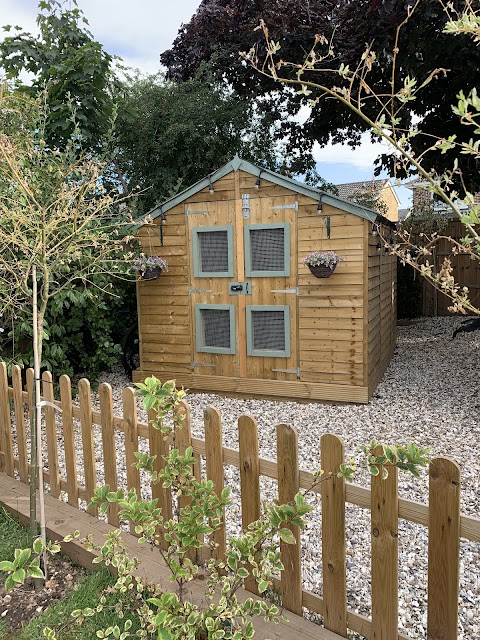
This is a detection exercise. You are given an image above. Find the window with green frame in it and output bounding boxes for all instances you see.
[244,223,290,277]
[192,226,234,277]
[246,305,291,358]
[195,304,236,354]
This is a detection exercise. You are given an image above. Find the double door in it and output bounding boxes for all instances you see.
[187,194,298,381]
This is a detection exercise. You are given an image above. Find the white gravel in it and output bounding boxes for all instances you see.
[24,317,480,638]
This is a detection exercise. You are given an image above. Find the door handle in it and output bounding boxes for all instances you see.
[230,284,243,292]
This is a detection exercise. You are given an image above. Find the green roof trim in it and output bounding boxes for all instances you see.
[133,156,379,227]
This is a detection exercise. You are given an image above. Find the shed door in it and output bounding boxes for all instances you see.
[187,195,298,382]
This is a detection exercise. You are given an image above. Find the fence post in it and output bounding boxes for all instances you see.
[277,423,302,616]
[78,378,97,516]
[12,365,28,483]
[371,446,398,640]
[427,457,460,640]
[59,375,78,507]
[321,433,347,637]
[42,371,60,498]
[239,414,260,595]
[99,382,119,526]
[174,401,198,560]
[148,406,173,545]
[0,362,14,476]
[123,387,141,535]
[204,406,226,561]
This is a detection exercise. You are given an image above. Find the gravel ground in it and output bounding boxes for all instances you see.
[23,316,480,639]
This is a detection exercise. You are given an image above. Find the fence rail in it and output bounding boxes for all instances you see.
[0,362,479,640]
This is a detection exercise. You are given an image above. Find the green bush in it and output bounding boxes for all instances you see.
[1,278,137,381]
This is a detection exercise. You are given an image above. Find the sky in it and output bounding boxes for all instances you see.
[0,0,411,208]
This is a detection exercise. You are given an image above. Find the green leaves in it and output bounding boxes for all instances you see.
[278,528,296,545]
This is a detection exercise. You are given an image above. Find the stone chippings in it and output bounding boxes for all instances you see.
[55,317,478,639]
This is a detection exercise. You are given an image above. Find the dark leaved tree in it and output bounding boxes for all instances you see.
[161,0,480,191]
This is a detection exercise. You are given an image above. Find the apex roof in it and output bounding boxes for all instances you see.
[138,156,380,225]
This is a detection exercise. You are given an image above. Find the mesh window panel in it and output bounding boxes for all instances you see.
[251,310,286,352]
[201,308,231,349]
[250,227,285,272]
[198,230,229,273]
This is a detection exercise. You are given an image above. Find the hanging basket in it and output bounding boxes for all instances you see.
[140,267,162,281]
[308,263,337,278]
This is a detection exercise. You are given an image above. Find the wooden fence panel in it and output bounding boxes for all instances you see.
[1,369,479,640]
[427,457,461,640]
[59,375,78,507]
[42,371,60,498]
[371,447,398,639]
[0,363,14,476]
[239,415,261,595]
[78,378,97,516]
[99,383,119,526]
[204,406,226,561]
[277,423,302,615]
[321,433,347,637]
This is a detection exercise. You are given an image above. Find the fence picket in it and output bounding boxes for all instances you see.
[174,401,196,560]
[99,383,119,526]
[371,446,398,639]
[26,368,34,480]
[123,387,141,534]
[148,406,173,546]
[42,371,60,497]
[0,363,14,476]
[427,457,460,640]
[239,415,260,595]
[11,365,28,483]
[78,378,97,516]
[321,433,347,636]
[59,375,78,507]
[276,423,302,615]
[204,407,226,561]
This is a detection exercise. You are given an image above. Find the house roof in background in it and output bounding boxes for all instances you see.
[136,156,379,226]
[336,179,401,207]
[336,179,389,201]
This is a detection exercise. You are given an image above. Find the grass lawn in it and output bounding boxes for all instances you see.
[0,508,145,639]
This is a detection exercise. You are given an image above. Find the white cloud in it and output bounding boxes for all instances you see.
[313,133,391,171]
[1,0,202,74]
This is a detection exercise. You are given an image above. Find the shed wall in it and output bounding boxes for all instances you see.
[134,169,395,403]
[297,196,366,388]
[367,222,397,395]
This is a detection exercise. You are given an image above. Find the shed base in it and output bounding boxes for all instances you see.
[132,371,370,404]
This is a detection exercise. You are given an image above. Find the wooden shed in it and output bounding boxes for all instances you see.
[133,157,397,403]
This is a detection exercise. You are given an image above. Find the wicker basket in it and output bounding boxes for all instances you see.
[308,263,336,278]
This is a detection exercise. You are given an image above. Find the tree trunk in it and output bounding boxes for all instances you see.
[31,265,47,584]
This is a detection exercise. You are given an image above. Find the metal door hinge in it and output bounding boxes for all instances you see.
[192,362,216,368]
[270,202,298,211]
[272,367,301,377]
[186,209,209,215]
[188,288,212,294]
[270,288,299,295]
